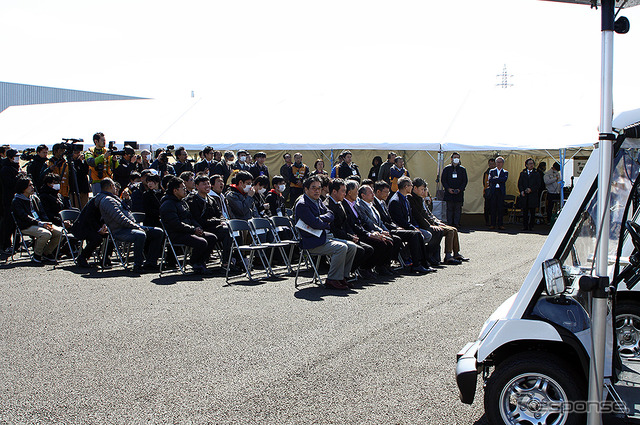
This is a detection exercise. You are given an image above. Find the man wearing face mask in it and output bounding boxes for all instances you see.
[251,175,270,216]
[232,150,251,172]
[225,170,259,220]
[265,175,287,216]
[39,173,72,228]
[213,151,234,186]
[136,149,152,171]
[440,152,468,228]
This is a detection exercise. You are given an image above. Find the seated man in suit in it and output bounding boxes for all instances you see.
[383,178,435,274]
[408,178,467,265]
[186,174,231,267]
[324,179,371,280]
[159,177,218,274]
[343,180,395,277]
[355,184,402,275]
[294,176,357,290]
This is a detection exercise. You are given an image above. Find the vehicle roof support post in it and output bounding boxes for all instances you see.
[589,0,615,423]
[560,147,566,208]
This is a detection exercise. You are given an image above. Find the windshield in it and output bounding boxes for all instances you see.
[558,148,640,286]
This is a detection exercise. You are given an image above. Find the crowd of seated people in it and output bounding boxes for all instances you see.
[0,142,469,286]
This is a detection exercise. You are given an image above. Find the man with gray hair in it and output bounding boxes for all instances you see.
[488,156,509,229]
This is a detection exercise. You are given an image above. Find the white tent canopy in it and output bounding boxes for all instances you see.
[0,84,599,152]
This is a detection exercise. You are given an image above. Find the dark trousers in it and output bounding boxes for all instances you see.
[446,201,463,227]
[354,241,373,271]
[490,192,505,226]
[523,207,536,230]
[169,231,217,265]
[204,223,231,263]
[390,229,424,264]
[80,231,109,261]
[361,236,393,268]
[289,187,303,207]
[546,193,560,222]
[0,213,14,250]
[483,193,491,225]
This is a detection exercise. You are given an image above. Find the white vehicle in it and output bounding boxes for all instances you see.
[456,116,640,423]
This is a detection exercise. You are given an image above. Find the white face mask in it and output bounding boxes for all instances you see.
[243,184,252,193]
[239,156,247,162]
[146,154,152,161]
[258,188,266,195]
[452,158,460,164]
[278,184,286,192]
[52,183,61,191]
[13,157,20,164]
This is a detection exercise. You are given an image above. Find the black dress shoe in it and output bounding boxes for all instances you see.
[411,265,430,274]
[325,279,348,290]
[76,256,93,268]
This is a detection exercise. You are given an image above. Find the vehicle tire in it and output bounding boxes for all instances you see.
[484,352,586,425]
[615,300,640,360]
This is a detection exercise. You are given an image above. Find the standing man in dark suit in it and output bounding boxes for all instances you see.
[440,152,468,228]
[488,156,509,230]
[294,176,357,290]
[518,158,541,231]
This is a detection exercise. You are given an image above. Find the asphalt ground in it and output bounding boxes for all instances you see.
[1,225,551,424]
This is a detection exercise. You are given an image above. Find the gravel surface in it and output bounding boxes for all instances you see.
[0,227,548,424]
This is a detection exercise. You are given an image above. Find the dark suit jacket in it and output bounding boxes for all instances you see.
[355,198,386,233]
[342,199,369,239]
[517,169,541,208]
[388,192,416,230]
[373,197,399,231]
[186,192,223,231]
[325,196,356,241]
[488,168,508,197]
[294,193,333,249]
[407,193,431,230]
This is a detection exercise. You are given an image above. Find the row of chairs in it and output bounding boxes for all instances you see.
[8,208,323,288]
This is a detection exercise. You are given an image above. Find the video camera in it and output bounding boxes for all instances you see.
[165,145,175,157]
[108,141,139,156]
[61,138,84,156]
[20,148,37,161]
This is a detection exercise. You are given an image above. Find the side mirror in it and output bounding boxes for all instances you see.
[542,259,566,295]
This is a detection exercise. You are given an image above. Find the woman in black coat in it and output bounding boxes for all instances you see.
[517,158,542,231]
[368,156,383,181]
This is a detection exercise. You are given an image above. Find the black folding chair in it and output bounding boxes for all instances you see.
[225,219,272,283]
[101,225,130,270]
[9,212,35,262]
[54,208,82,264]
[132,212,145,223]
[158,219,192,275]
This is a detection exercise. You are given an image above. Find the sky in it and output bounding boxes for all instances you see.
[3,0,640,145]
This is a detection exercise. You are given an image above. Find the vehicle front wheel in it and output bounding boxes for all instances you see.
[484,352,585,425]
[615,300,640,360]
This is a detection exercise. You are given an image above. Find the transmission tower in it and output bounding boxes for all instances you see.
[497,64,514,88]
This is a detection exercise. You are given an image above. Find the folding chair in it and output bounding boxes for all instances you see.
[249,217,293,275]
[54,209,82,264]
[101,225,129,270]
[132,212,145,223]
[9,212,35,262]
[269,215,299,267]
[225,219,272,283]
[158,219,192,275]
